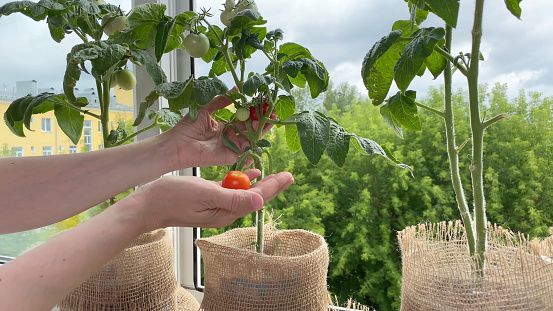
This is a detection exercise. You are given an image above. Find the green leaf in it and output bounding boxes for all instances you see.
[193,77,228,107]
[296,112,330,166]
[154,17,176,62]
[258,139,271,148]
[150,108,183,132]
[222,126,241,154]
[133,90,160,126]
[228,9,266,36]
[351,134,414,176]
[394,27,445,92]
[0,1,47,20]
[127,3,167,28]
[275,95,295,122]
[381,91,421,139]
[425,48,447,79]
[422,0,459,28]
[130,49,168,86]
[504,0,522,19]
[54,104,84,145]
[23,93,57,129]
[212,108,233,122]
[243,74,275,96]
[361,30,404,106]
[326,120,350,167]
[285,124,301,153]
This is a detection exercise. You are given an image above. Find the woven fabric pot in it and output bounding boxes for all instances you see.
[398,221,553,311]
[58,229,200,311]
[196,226,330,311]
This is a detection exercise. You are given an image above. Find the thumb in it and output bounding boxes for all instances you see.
[216,189,264,217]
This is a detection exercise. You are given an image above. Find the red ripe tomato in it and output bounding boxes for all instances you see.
[222,171,251,190]
[249,100,276,121]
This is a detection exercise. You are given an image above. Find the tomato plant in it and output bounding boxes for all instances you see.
[222,171,251,190]
[1,0,412,255]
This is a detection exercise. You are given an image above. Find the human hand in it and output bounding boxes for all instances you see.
[130,170,293,231]
[166,88,273,169]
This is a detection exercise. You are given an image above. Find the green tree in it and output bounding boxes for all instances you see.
[1,143,14,158]
[322,81,360,114]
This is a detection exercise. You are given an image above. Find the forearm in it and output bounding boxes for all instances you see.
[0,131,177,233]
[0,194,146,311]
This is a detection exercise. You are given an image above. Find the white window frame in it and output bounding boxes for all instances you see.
[131,0,200,299]
[98,120,103,133]
[83,120,93,151]
[42,118,52,132]
[42,146,53,156]
[31,146,35,153]
[12,147,24,157]
[69,146,78,154]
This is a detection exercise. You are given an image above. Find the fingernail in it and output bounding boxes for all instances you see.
[251,195,263,211]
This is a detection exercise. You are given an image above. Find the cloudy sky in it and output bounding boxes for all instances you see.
[1,0,552,101]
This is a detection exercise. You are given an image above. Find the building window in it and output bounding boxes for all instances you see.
[69,146,78,154]
[42,146,53,156]
[84,120,92,152]
[98,120,103,133]
[30,146,35,153]
[59,146,64,152]
[30,117,34,124]
[42,118,52,132]
[98,145,103,150]
[12,147,23,157]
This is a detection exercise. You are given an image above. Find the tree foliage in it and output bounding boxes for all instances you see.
[201,82,553,310]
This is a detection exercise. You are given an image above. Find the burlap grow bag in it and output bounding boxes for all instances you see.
[58,228,199,311]
[398,221,553,311]
[196,226,330,311]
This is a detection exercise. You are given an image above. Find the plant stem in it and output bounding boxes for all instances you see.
[415,102,445,118]
[443,24,476,256]
[204,21,243,91]
[254,153,264,254]
[98,81,112,148]
[111,123,157,146]
[468,0,487,270]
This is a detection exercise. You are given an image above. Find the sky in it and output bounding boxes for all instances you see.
[1,0,552,101]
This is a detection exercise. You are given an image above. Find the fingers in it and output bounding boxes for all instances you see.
[249,172,295,203]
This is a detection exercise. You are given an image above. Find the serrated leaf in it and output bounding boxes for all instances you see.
[326,120,350,167]
[151,108,183,132]
[130,49,167,86]
[193,77,228,107]
[54,104,84,145]
[154,17,176,62]
[285,124,301,153]
[228,9,266,36]
[351,134,414,176]
[394,27,445,92]
[133,90,160,126]
[361,30,403,106]
[423,0,459,28]
[296,112,330,166]
[381,91,421,138]
[243,74,275,96]
[212,108,233,122]
[275,95,295,122]
[425,48,447,79]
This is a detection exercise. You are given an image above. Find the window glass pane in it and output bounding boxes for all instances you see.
[0,0,132,259]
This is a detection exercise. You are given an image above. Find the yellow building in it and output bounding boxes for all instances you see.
[0,80,134,157]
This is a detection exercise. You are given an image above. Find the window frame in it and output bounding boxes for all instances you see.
[41,118,52,132]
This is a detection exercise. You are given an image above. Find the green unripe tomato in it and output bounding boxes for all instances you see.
[236,107,250,121]
[114,69,136,91]
[102,15,127,36]
[109,74,118,88]
[220,10,236,27]
[224,0,235,12]
[184,33,210,58]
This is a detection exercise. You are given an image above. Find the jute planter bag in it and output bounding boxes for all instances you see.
[398,221,553,311]
[196,225,330,311]
[58,228,200,311]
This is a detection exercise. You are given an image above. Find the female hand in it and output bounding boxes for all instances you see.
[167,89,273,169]
[131,169,293,231]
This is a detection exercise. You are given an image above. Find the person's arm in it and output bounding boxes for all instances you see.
[0,132,175,234]
[0,92,265,234]
[0,170,294,311]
